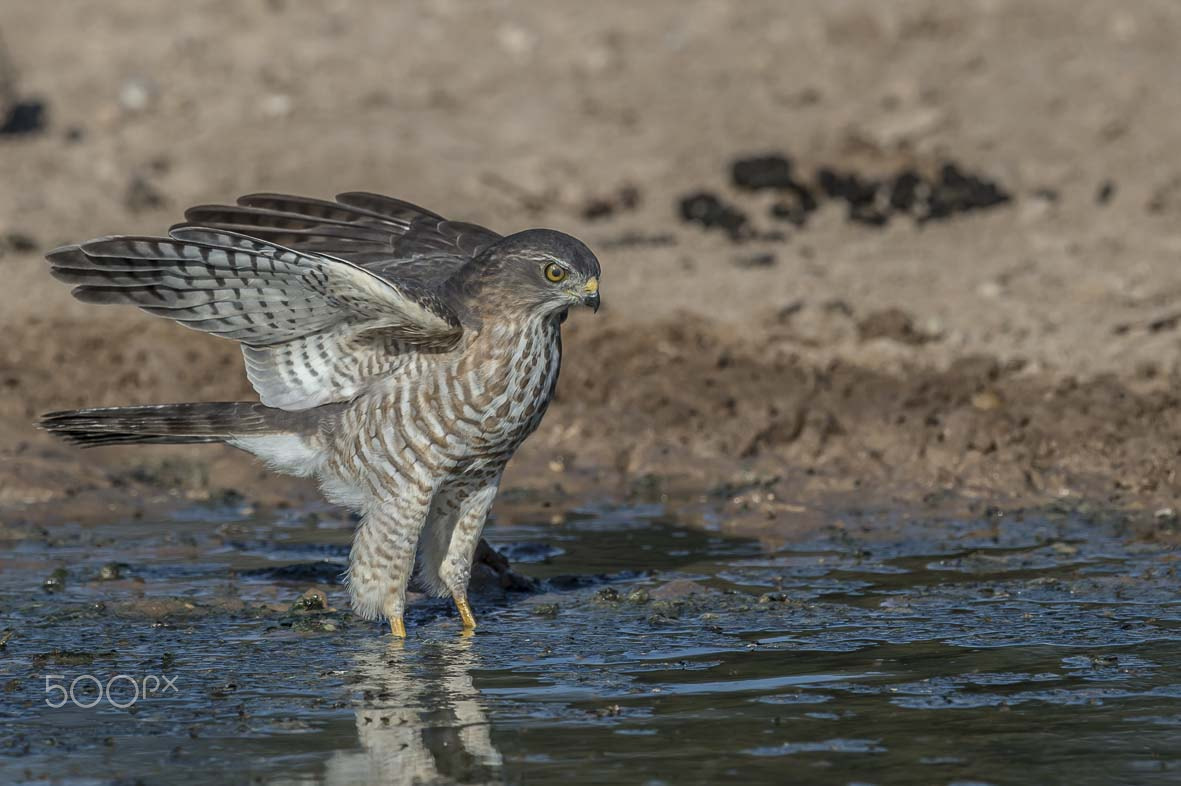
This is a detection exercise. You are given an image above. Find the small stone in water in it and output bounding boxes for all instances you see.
[292,588,328,612]
[594,587,621,603]
[98,562,127,581]
[43,568,67,593]
[625,589,651,604]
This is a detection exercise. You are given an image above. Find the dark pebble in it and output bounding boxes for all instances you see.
[1,231,37,254]
[582,200,614,220]
[769,181,820,227]
[581,184,640,221]
[678,191,751,241]
[1147,313,1180,333]
[889,170,924,212]
[818,168,880,206]
[918,162,1010,222]
[731,153,796,190]
[0,99,47,136]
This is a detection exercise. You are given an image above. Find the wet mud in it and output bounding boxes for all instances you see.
[2,499,1178,784]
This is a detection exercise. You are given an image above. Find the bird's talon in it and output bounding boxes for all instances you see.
[454,594,477,630]
[390,616,407,638]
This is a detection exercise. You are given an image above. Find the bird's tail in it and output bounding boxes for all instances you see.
[38,402,280,448]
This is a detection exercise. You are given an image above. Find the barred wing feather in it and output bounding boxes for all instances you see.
[46,228,462,410]
[179,192,502,289]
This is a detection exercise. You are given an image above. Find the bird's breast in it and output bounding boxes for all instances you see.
[456,318,563,455]
[328,319,563,484]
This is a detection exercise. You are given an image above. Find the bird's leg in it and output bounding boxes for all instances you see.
[384,526,424,638]
[440,482,501,632]
[349,501,429,638]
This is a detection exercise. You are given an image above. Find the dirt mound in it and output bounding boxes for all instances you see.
[538,318,1181,519]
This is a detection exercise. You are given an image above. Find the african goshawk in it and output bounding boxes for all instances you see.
[40,192,601,636]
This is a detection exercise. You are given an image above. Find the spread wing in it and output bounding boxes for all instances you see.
[47,228,464,410]
[178,191,502,289]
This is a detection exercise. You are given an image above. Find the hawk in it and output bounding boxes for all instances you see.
[40,192,601,636]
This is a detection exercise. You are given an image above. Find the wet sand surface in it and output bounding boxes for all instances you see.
[2,499,1179,784]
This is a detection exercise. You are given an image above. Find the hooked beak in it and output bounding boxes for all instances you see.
[582,277,600,312]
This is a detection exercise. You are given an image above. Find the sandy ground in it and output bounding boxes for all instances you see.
[4,1,1181,530]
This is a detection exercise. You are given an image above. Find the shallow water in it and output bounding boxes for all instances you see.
[1,501,1179,785]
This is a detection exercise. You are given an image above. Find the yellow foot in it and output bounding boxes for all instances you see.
[389,616,406,638]
[453,594,477,631]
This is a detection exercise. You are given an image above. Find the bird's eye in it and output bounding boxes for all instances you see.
[544,263,567,283]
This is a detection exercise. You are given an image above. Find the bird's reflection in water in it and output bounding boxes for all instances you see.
[323,636,503,785]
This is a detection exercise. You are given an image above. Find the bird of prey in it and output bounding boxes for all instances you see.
[40,191,601,636]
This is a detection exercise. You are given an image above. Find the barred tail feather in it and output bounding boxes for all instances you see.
[38,402,276,448]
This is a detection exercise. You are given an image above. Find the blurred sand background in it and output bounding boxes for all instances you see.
[3,1,1181,531]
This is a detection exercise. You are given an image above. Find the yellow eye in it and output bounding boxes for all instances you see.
[544,263,567,283]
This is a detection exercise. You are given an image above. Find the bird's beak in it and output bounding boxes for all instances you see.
[582,277,600,312]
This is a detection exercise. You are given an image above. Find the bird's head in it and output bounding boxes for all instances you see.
[459,229,601,319]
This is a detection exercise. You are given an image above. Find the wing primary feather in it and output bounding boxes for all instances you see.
[334,191,446,220]
[46,228,465,410]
